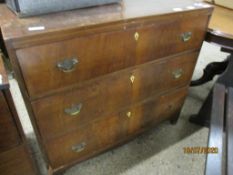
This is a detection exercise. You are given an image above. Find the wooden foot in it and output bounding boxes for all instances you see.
[48,166,54,175]
[170,113,181,125]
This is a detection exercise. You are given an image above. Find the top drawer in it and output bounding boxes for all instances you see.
[16,15,209,98]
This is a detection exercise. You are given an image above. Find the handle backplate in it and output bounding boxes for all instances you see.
[57,58,78,73]
[72,142,86,153]
[65,103,82,116]
[172,69,183,79]
[181,32,192,42]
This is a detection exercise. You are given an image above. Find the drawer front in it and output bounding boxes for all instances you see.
[46,87,188,169]
[0,145,36,175]
[126,87,188,135]
[135,15,208,63]
[0,92,21,153]
[16,15,208,98]
[32,51,198,141]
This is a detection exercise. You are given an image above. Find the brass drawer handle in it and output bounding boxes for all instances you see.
[57,58,78,73]
[172,69,183,79]
[64,103,82,116]
[181,32,192,42]
[72,142,86,153]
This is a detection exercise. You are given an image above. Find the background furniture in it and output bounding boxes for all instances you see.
[205,83,233,175]
[190,5,233,174]
[5,0,121,17]
[214,0,233,9]
[205,0,233,9]
[0,53,37,175]
[190,4,233,125]
[0,0,213,174]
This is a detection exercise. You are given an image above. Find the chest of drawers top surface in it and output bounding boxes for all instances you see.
[0,0,212,44]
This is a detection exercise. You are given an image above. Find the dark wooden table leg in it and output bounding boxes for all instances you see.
[190,53,233,126]
[217,54,233,86]
[191,59,229,87]
[226,87,233,175]
[189,89,212,126]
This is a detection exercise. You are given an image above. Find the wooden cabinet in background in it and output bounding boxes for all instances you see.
[0,0,213,174]
[0,91,21,153]
[0,55,37,175]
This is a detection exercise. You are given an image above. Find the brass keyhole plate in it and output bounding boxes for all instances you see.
[134,32,139,41]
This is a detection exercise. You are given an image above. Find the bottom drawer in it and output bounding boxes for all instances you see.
[46,87,188,169]
[0,144,36,175]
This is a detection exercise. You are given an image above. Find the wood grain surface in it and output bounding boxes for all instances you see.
[0,92,21,153]
[45,87,188,170]
[0,0,213,41]
[16,15,207,99]
[32,51,198,141]
[208,5,233,38]
[0,144,36,175]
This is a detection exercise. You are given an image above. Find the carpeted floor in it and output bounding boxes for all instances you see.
[9,42,229,175]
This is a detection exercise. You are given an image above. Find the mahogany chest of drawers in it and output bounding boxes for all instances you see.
[0,0,213,174]
[0,54,36,175]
